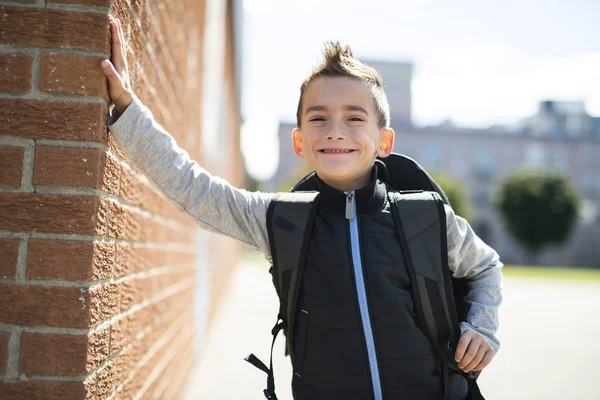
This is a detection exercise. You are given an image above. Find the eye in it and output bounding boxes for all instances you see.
[348,116,365,122]
[309,116,326,122]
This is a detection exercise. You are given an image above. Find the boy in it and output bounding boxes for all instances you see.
[101,17,502,400]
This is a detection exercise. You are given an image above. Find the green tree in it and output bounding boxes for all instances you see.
[428,172,471,220]
[494,170,580,263]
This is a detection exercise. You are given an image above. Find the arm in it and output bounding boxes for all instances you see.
[107,96,274,257]
[444,204,503,370]
[101,17,273,258]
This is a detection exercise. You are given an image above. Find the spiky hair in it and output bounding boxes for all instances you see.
[296,41,390,128]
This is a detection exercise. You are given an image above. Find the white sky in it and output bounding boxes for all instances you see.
[240,0,600,180]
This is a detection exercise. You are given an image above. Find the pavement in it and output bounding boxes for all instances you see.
[184,256,600,400]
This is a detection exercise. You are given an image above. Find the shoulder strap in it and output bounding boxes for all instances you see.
[245,191,319,399]
[267,191,320,341]
[389,191,485,400]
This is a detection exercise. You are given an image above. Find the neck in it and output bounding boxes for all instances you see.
[318,171,372,192]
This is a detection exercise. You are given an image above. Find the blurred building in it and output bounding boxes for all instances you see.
[267,60,600,267]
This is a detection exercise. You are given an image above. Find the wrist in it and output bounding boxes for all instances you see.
[115,92,134,114]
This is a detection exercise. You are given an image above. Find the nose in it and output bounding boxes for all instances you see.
[326,120,346,140]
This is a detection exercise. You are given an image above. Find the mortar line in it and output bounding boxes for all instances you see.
[0,263,195,288]
[0,232,197,252]
[21,141,35,193]
[0,91,108,104]
[0,45,109,59]
[19,374,86,382]
[15,234,30,281]
[44,3,109,13]
[0,137,35,147]
[29,50,41,96]
[6,327,22,379]
[0,2,38,7]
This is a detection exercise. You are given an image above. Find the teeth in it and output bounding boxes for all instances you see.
[322,149,351,153]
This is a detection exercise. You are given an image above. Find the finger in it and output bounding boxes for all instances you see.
[112,19,127,74]
[454,330,472,362]
[110,20,125,72]
[459,338,481,369]
[473,350,494,371]
[101,59,124,88]
[463,345,487,371]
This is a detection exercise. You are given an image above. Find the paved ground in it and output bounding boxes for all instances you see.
[185,257,600,400]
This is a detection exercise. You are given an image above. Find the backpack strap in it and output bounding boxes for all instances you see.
[389,191,485,400]
[245,191,320,399]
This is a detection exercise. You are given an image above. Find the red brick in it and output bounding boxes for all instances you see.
[40,53,109,100]
[0,379,93,400]
[46,0,110,6]
[0,194,188,244]
[0,192,188,244]
[0,6,110,53]
[0,145,24,187]
[0,193,99,236]
[89,282,119,326]
[20,333,86,375]
[0,239,20,279]
[33,147,120,196]
[0,282,118,328]
[0,284,90,328]
[0,99,109,143]
[0,53,33,93]
[27,239,114,281]
[20,328,109,375]
[0,331,9,374]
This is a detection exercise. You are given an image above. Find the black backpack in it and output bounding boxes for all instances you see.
[245,153,485,400]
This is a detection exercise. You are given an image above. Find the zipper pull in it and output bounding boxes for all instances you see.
[345,192,355,220]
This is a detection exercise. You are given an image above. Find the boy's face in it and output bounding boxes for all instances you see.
[292,76,394,191]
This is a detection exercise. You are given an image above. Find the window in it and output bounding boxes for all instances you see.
[475,146,495,178]
[525,143,546,167]
[423,143,442,170]
[450,145,468,177]
[550,147,568,170]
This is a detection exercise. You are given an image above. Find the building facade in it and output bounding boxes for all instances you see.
[0,0,243,398]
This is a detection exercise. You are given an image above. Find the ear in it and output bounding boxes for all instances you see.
[292,128,305,158]
[376,128,395,158]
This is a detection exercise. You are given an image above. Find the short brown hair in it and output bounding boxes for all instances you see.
[296,41,390,129]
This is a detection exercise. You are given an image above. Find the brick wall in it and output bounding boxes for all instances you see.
[0,1,242,399]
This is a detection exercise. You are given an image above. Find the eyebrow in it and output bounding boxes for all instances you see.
[304,105,369,115]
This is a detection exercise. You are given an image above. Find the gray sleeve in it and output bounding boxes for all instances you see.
[106,96,274,259]
[444,204,503,354]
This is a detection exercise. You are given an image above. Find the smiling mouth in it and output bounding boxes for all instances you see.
[318,149,356,154]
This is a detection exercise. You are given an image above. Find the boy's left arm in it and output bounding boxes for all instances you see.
[444,204,503,373]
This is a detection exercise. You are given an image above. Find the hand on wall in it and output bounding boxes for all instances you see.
[101,15,134,114]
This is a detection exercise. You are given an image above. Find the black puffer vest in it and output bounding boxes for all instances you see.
[290,172,467,400]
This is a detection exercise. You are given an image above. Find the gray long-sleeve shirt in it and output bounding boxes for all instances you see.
[107,96,503,353]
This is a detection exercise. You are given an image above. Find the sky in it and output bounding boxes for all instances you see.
[239,0,600,180]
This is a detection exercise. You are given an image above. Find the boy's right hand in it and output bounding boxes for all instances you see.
[101,15,134,114]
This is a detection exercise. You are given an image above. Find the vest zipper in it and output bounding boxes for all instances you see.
[345,191,383,400]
